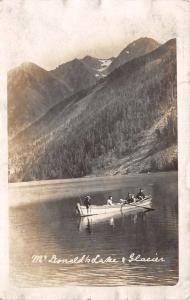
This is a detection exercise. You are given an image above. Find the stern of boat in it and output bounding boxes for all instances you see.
[76,203,83,217]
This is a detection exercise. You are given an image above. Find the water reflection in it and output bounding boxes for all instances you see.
[78,210,148,233]
[109,217,115,228]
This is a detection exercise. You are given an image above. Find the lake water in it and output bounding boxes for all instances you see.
[9,172,178,287]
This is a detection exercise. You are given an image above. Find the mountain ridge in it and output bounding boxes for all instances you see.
[108,37,160,73]
[8,38,177,182]
[10,38,169,145]
[8,36,162,139]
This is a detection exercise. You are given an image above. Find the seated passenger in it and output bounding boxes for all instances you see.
[136,188,145,200]
[84,195,91,210]
[131,194,136,202]
[107,196,113,205]
[126,193,134,204]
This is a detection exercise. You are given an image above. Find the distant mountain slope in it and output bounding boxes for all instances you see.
[50,58,97,94]
[8,62,71,139]
[10,87,99,147]
[108,37,160,73]
[8,38,177,182]
[8,58,101,140]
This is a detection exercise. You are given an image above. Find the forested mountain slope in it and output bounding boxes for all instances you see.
[8,62,73,138]
[8,38,177,182]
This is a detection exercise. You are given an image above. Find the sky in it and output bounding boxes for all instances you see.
[0,0,178,71]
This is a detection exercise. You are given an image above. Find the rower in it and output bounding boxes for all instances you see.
[136,188,145,200]
[125,192,134,204]
[84,195,91,212]
[107,196,113,205]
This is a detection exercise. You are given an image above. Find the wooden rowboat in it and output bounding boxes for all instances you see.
[76,196,152,217]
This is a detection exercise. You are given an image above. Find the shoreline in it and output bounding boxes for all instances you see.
[9,170,177,188]
[9,171,177,208]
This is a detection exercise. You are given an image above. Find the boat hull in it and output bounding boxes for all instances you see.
[76,197,152,217]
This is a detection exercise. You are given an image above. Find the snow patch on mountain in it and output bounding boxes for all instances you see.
[98,59,112,73]
[99,59,112,67]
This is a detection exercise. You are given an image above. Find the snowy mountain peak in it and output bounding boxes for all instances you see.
[80,56,114,78]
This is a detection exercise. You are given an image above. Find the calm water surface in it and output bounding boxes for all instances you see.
[10,172,178,286]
